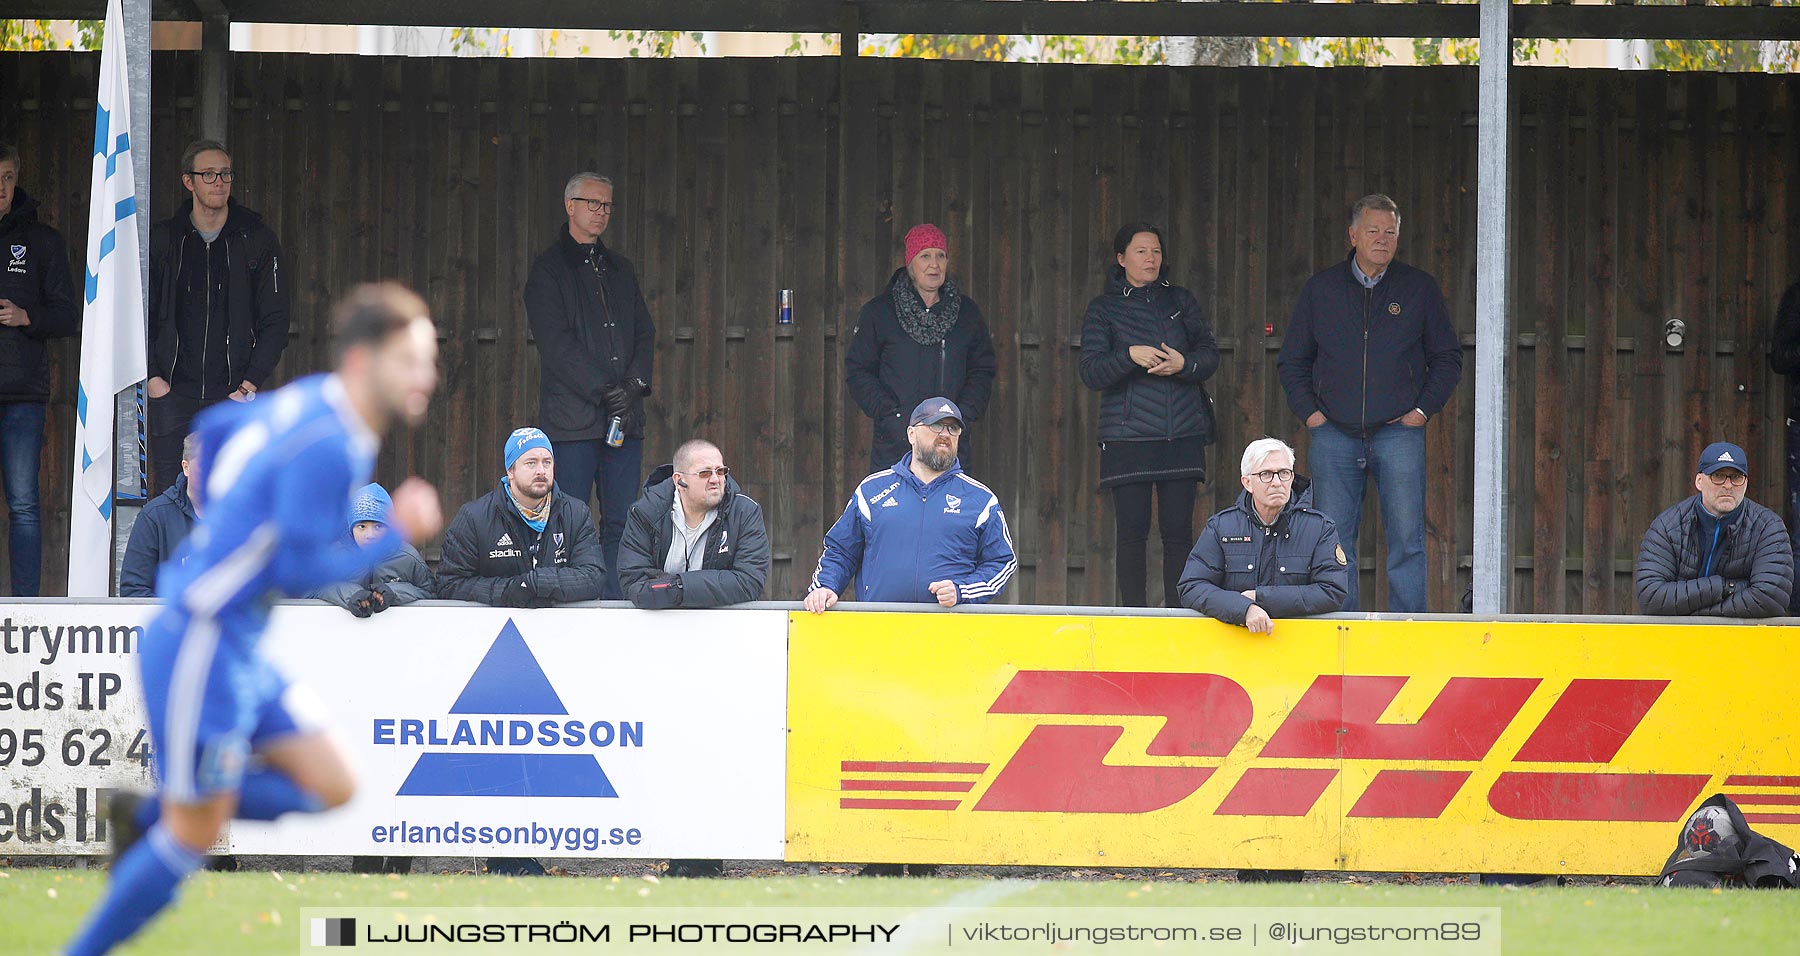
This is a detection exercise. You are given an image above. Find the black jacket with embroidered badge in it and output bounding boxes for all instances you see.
[437,481,606,607]
[0,187,80,402]
[1177,475,1348,625]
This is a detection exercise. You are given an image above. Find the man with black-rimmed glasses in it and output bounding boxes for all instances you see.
[1178,437,1347,634]
[146,139,288,495]
[1636,441,1793,617]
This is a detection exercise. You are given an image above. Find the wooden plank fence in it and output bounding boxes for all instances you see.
[2,51,1794,609]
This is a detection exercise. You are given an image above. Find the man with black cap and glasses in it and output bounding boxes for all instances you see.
[803,397,1016,878]
[805,397,1017,615]
[1636,441,1793,617]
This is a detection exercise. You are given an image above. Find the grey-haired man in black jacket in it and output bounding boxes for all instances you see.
[1179,437,1347,633]
[523,172,656,602]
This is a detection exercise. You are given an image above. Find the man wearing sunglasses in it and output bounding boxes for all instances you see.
[1636,441,1793,617]
[1178,437,1347,636]
[146,139,289,495]
[617,438,769,612]
[615,438,768,880]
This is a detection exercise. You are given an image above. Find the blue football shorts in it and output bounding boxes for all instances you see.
[137,610,325,802]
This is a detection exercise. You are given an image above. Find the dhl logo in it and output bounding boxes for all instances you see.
[838,671,1800,825]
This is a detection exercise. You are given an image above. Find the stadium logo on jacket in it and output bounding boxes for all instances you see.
[378,620,639,798]
[6,245,23,274]
[944,494,962,515]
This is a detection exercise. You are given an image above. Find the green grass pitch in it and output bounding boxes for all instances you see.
[3,868,1788,955]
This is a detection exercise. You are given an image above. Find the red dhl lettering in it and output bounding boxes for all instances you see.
[840,671,1719,823]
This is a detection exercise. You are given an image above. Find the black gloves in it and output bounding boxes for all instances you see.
[627,377,651,397]
[349,586,392,617]
[602,384,632,419]
[640,575,684,610]
[505,571,540,608]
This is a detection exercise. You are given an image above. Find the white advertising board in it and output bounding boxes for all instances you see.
[0,604,155,854]
[1,604,789,860]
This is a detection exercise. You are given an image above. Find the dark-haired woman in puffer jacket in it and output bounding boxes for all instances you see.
[1079,222,1220,607]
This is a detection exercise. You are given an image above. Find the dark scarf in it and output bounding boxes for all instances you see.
[890,270,963,346]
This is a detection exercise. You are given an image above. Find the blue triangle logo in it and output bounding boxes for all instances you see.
[396,620,616,798]
[449,619,567,715]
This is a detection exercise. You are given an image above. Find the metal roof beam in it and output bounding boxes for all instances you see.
[11,1,1800,44]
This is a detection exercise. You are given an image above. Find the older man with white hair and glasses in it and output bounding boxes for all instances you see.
[1177,435,1345,886]
[1177,436,1348,634]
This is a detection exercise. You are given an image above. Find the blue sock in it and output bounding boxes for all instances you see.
[131,796,160,831]
[234,769,323,822]
[67,824,203,956]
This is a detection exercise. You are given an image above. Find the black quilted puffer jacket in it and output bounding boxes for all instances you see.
[1078,268,1219,445]
[1634,493,1793,617]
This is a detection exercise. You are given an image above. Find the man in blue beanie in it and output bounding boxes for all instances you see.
[436,429,605,875]
[438,427,606,608]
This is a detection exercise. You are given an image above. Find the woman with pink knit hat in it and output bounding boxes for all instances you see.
[845,223,998,474]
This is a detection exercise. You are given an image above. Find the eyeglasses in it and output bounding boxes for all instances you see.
[571,198,615,213]
[687,466,730,480]
[186,169,234,184]
[1705,471,1747,486]
[917,422,964,436]
[1249,469,1296,484]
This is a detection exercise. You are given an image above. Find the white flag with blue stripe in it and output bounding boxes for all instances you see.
[69,0,147,597]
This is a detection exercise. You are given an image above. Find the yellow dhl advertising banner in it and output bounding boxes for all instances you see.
[785,612,1800,875]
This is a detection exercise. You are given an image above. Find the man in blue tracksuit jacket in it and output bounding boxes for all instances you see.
[806,396,1016,611]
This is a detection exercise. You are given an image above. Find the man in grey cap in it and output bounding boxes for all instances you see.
[1636,441,1793,617]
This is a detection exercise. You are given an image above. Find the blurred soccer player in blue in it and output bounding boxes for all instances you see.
[68,283,445,956]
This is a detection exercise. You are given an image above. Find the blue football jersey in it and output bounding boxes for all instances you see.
[156,373,398,644]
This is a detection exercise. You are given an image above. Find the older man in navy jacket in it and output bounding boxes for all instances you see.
[805,397,1016,613]
[1179,437,1347,633]
[1276,194,1461,613]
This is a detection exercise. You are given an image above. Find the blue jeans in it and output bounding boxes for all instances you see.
[1306,421,1428,612]
[552,437,643,601]
[0,402,45,596]
[1787,419,1800,614]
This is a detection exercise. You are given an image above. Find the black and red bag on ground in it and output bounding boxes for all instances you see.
[1659,794,1800,888]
